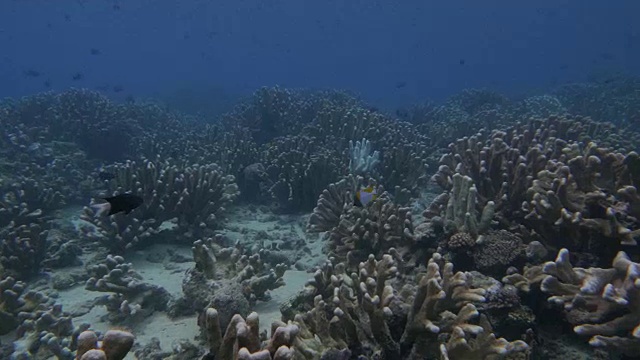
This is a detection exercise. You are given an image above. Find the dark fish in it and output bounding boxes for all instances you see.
[98,171,115,181]
[113,4,121,10]
[23,69,41,77]
[64,14,71,22]
[459,59,466,65]
[124,95,135,104]
[44,79,51,88]
[91,193,143,216]
[395,81,407,89]
[113,85,124,92]
[90,48,101,55]
[72,72,84,81]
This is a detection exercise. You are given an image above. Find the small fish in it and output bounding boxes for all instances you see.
[113,85,124,92]
[91,193,143,216]
[459,58,466,65]
[72,72,84,81]
[354,186,378,207]
[98,171,115,181]
[395,81,407,89]
[90,48,101,55]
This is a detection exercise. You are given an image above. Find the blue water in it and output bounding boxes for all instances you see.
[1,0,638,111]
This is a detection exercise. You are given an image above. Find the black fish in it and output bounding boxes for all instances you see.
[98,171,115,181]
[43,79,51,88]
[459,59,466,65]
[92,193,143,216]
[90,48,101,55]
[395,81,407,89]
[113,85,124,92]
[72,72,84,80]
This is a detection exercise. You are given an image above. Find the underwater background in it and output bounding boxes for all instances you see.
[1,0,640,359]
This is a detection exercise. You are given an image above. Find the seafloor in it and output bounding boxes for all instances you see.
[1,82,640,360]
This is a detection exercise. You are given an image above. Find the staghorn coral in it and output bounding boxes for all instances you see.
[81,157,239,251]
[220,86,357,145]
[553,76,640,132]
[202,307,333,360]
[439,312,529,360]
[181,237,288,327]
[327,194,415,265]
[262,135,345,212]
[535,248,640,356]
[430,115,640,267]
[281,250,526,359]
[0,223,48,279]
[524,142,640,251]
[348,138,380,176]
[12,303,90,360]
[303,101,433,197]
[0,177,64,228]
[424,173,495,245]
[0,276,53,335]
[307,174,370,233]
[85,255,171,324]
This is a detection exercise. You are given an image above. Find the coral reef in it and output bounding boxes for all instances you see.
[2,79,640,359]
[85,254,171,324]
[537,248,640,356]
[0,223,48,279]
[81,158,239,251]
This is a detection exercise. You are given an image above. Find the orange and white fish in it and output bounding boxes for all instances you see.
[354,186,378,207]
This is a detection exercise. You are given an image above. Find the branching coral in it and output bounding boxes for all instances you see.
[327,194,415,265]
[262,135,345,212]
[85,255,170,324]
[535,248,640,356]
[282,250,527,359]
[0,223,48,279]
[424,173,495,244]
[349,138,380,176]
[307,174,368,233]
[81,157,239,251]
[183,236,288,324]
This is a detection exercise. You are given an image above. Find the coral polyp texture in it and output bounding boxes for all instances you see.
[1,79,640,359]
